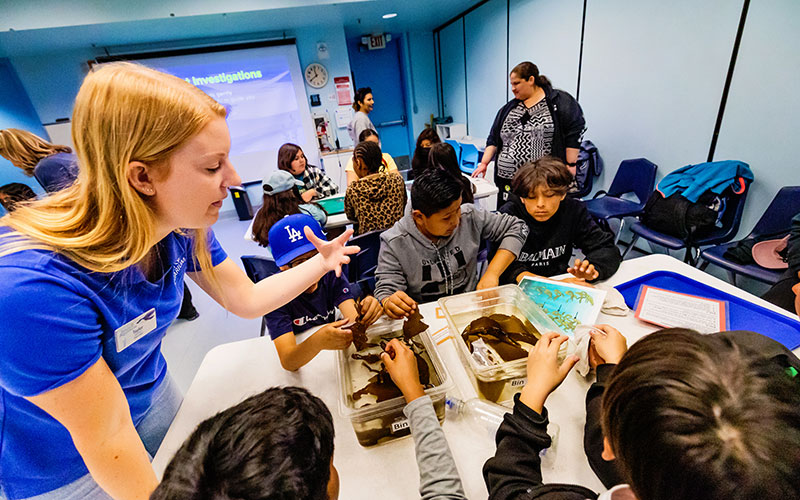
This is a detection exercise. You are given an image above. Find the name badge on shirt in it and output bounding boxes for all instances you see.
[115,308,157,352]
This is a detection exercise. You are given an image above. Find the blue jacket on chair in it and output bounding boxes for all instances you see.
[657,160,754,203]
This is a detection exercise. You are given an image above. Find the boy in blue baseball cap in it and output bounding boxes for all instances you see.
[264,214,383,370]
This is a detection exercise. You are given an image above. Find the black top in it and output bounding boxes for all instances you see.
[495,196,621,284]
[486,85,585,171]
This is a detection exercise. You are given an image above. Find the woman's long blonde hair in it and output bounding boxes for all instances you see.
[0,128,72,176]
[0,63,226,281]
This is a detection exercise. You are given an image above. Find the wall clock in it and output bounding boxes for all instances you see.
[304,62,329,88]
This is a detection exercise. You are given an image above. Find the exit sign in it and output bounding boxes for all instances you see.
[368,34,386,50]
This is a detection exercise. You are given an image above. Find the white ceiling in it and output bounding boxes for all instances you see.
[0,0,475,57]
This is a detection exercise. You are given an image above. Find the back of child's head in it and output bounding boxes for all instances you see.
[0,182,36,212]
[411,167,463,217]
[428,143,461,179]
[151,386,335,500]
[511,156,572,198]
[357,128,379,143]
[602,328,800,500]
[353,140,382,175]
[251,170,307,247]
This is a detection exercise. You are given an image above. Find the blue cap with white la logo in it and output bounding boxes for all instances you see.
[269,213,327,267]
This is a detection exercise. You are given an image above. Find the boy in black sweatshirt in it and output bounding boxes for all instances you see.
[493,156,621,285]
[483,327,800,500]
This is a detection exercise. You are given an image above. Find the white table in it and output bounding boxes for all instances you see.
[152,254,800,498]
[243,177,500,239]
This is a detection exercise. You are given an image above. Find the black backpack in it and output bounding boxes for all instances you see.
[642,188,729,240]
[568,140,602,198]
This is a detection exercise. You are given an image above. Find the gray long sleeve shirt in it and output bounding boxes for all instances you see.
[375,204,527,303]
[403,396,467,500]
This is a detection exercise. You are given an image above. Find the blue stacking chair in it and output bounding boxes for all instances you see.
[459,143,480,174]
[241,255,281,336]
[584,158,658,243]
[699,186,800,285]
[622,184,750,266]
[445,139,462,166]
[345,229,385,297]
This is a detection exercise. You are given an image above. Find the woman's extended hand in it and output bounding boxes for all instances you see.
[472,162,488,178]
[305,226,359,277]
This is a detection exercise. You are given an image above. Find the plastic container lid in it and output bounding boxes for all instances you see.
[336,317,451,423]
[438,284,565,382]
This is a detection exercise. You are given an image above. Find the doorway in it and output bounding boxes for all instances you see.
[346,34,411,164]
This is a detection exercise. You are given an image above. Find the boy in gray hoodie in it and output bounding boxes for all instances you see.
[375,167,528,318]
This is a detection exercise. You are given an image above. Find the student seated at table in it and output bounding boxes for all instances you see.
[151,339,466,500]
[251,169,328,257]
[344,140,406,235]
[278,142,339,201]
[429,142,475,204]
[495,156,621,285]
[410,127,442,180]
[483,326,800,500]
[345,129,399,186]
[264,213,382,370]
[375,167,527,318]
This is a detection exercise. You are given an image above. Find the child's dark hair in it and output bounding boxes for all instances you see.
[352,87,372,112]
[415,127,441,149]
[152,387,335,500]
[353,141,382,175]
[511,156,572,198]
[252,188,324,247]
[0,182,36,212]
[411,167,463,216]
[602,329,800,500]
[277,143,302,172]
[428,143,474,204]
[357,128,379,143]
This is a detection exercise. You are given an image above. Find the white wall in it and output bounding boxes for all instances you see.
[439,19,467,126]
[580,0,740,188]
[464,0,507,140]
[713,0,800,235]
[508,0,583,97]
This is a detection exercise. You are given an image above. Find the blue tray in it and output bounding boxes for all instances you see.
[614,270,800,350]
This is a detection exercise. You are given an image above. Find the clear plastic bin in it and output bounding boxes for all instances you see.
[438,285,566,404]
[336,318,450,447]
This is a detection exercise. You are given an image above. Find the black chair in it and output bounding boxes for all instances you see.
[584,158,658,243]
[622,185,750,266]
[699,186,800,285]
[241,255,280,336]
[345,229,385,298]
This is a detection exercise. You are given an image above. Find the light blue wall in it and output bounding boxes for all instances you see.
[714,0,800,236]
[401,31,439,144]
[580,0,740,190]
[439,19,467,126]
[0,58,47,212]
[508,0,582,98]
[464,0,507,141]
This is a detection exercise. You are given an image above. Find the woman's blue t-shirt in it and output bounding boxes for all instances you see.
[0,229,227,499]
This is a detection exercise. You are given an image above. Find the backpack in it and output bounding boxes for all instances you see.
[642,188,730,240]
[568,140,602,198]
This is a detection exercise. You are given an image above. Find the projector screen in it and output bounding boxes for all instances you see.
[97,41,318,183]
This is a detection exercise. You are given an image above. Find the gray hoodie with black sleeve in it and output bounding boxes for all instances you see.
[374,203,527,304]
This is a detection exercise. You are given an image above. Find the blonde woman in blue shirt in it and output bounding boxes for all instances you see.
[0,63,356,500]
